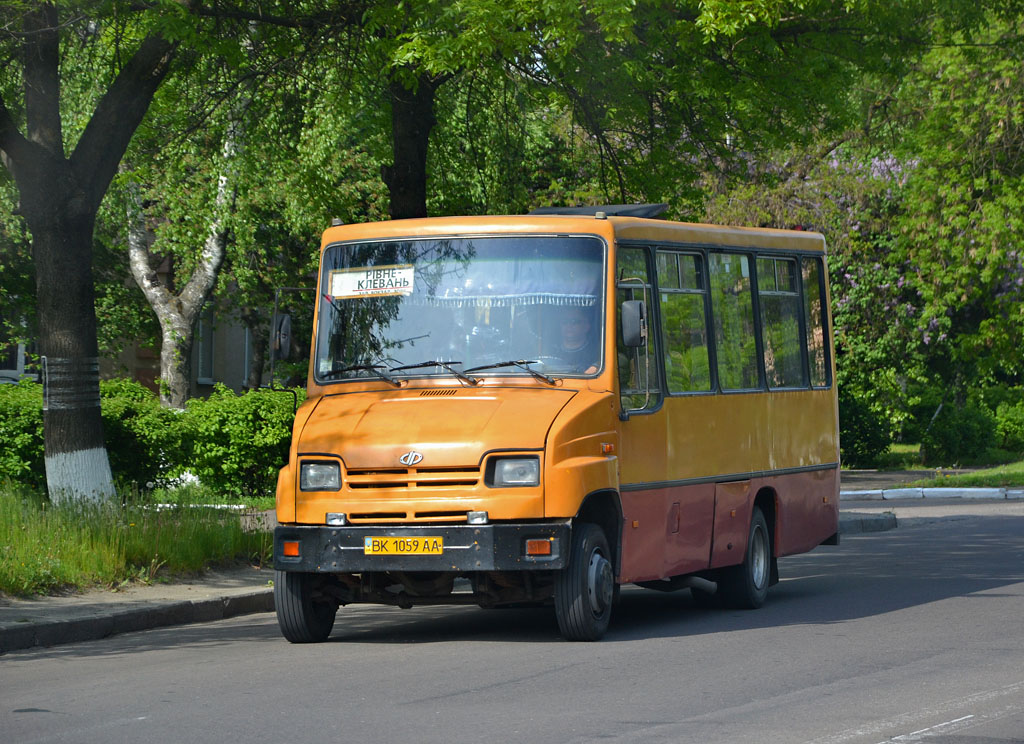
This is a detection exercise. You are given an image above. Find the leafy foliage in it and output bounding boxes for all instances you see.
[838,384,892,467]
[180,385,302,500]
[0,381,45,489]
[0,380,301,500]
[995,401,1024,454]
[99,379,183,489]
[920,404,996,466]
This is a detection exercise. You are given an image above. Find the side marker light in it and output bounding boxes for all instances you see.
[282,540,300,557]
[526,539,552,556]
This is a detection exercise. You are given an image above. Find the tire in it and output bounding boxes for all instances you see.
[554,522,615,641]
[274,570,337,643]
[719,506,771,610]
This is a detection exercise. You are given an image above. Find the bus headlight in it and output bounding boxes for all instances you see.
[300,462,341,491]
[490,457,540,487]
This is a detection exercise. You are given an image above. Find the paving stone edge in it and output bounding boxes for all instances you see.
[840,487,1024,500]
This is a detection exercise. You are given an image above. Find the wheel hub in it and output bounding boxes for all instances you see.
[751,526,768,590]
[587,550,614,615]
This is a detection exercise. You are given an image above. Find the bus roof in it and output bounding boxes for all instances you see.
[320,214,826,254]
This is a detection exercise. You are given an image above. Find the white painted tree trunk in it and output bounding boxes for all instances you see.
[45,448,116,505]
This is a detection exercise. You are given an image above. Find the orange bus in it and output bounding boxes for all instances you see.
[273,205,839,642]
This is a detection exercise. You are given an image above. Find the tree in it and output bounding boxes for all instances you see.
[0,2,356,500]
[892,19,1024,396]
[0,4,176,502]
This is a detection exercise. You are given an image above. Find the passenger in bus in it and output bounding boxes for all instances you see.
[553,305,599,374]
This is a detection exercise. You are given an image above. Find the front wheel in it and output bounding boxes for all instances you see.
[274,570,337,643]
[719,506,771,609]
[554,522,615,641]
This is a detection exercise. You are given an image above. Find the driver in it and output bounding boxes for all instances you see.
[553,306,599,374]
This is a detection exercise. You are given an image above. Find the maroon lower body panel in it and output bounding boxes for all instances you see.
[618,466,838,583]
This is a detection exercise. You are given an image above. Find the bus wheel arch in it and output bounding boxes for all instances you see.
[575,489,623,574]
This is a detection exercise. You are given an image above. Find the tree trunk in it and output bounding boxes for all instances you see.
[27,173,115,504]
[383,74,442,220]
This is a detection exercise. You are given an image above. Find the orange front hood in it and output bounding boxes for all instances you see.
[296,386,577,468]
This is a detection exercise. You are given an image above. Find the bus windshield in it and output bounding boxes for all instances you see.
[314,236,606,382]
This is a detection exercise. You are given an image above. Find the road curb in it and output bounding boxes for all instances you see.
[0,589,274,655]
[840,488,1024,501]
[838,512,897,535]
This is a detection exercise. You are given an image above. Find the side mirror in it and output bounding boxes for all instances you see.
[273,314,292,361]
[621,300,647,348]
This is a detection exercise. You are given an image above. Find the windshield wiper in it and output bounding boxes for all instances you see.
[463,359,557,386]
[391,360,480,386]
[320,363,403,387]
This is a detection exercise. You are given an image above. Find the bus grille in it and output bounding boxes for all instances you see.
[345,466,480,490]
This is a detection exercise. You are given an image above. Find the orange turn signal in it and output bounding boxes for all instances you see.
[601,442,615,455]
[282,540,300,557]
[525,539,552,556]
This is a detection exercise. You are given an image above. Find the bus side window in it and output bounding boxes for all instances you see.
[709,252,759,390]
[802,257,830,387]
[657,251,711,393]
[757,257,805,388]
[617,246,659,412]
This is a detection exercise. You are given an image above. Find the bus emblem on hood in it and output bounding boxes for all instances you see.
[399,451,424,466]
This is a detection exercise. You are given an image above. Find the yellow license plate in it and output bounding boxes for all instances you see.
[364,536,443,555]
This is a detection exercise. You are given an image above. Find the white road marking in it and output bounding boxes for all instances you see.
[876,714,974,742]
[805,679,1024,744]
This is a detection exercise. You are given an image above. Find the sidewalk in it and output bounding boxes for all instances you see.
[1,478,1015,654]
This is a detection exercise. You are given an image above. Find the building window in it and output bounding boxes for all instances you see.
[197,305,215,385]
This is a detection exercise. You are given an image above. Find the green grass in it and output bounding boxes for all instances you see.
[869,443,924,470]
[907,460,1024,488]
[0,483,272,598]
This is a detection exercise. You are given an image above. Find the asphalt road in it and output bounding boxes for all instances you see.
[3,510,1023,744]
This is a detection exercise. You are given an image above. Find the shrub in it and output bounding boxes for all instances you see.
[839,386,892,467]
[0,381,45,488]
[0,378,301,501]
[181,384,300,500]
[100,379,183,489]
[995,401,1024,454]
[920,404,996,466]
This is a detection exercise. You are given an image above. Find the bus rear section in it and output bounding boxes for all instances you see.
[272,209,839,642]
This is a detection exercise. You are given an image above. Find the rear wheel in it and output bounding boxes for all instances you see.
[554,522,614,641]
[720,507,771,609]
[275,570,337,643]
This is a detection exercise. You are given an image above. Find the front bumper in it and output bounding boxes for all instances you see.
[274,521,571,573]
